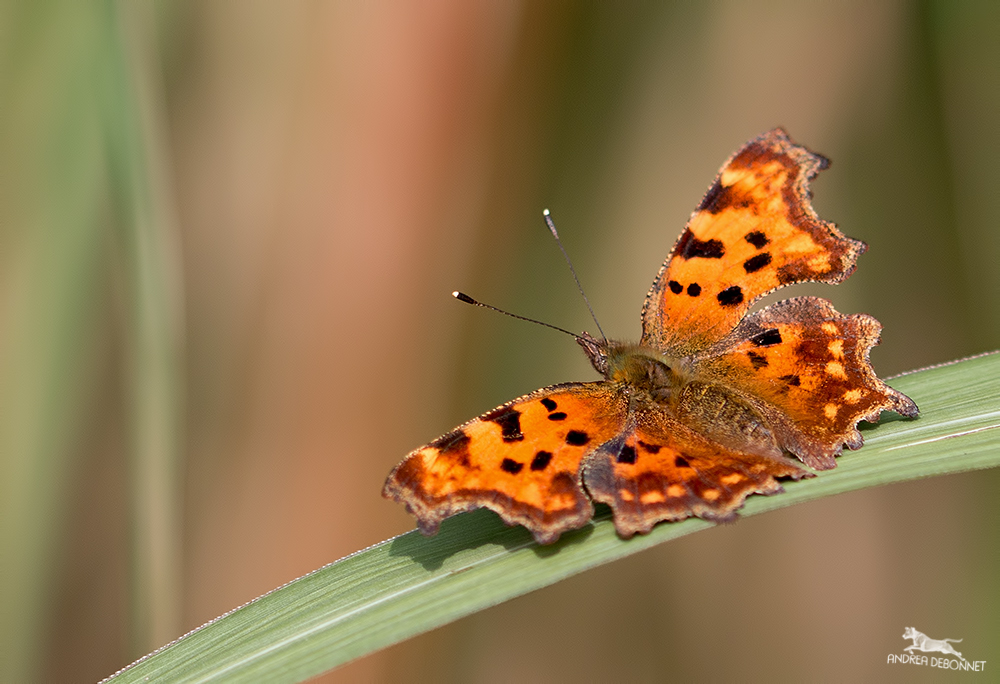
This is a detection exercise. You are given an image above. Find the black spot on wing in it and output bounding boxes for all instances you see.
[530,451,553,471]
[744,231,769,248]
[676,229,725,259]
[674,455,690,468]
[540,397,557,411]
[566,430,590,446]
[779,374,801,387]
[428,429,472,467]
[686,283,701,297]
[698,178,727,214]
[429,429,470,453]
[547,412,567,421]
[484,406,524,442]
[717,285,744,307]
[698,178,756,215]
[750,328,782,347]
[747,351,768,369]
[743,252,772,273]
[616,444,637,464]
[668,280,683,294]
[698,178,752,214]
[637,441,661,454]
[500,458,523,474]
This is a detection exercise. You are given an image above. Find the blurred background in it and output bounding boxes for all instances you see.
[1,1,998,682]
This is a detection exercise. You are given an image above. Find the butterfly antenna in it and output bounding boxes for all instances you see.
[452,291,581,340]
[543,209,607,341]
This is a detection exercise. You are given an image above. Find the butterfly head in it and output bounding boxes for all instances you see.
[576,331,610,374]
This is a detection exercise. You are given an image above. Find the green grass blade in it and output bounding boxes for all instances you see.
[103,352,1000,684]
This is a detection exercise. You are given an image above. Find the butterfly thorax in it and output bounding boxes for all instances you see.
[577,333,684,401]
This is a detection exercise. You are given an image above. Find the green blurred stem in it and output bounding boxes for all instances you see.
[104,2,184,654]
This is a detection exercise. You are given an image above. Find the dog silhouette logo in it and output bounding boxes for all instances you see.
[902,627,965,661]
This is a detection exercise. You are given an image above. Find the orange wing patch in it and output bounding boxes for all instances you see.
[642,128,866,355]
[583,414,809,539]
[383,383,627,544]
[692,296,919,469]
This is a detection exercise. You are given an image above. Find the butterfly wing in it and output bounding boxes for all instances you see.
[582,407,810,539]
[689,296,919,469]
[384,382,628,544]
[642,128,866,355]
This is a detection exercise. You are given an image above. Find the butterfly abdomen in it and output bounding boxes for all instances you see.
[672,382,781,457]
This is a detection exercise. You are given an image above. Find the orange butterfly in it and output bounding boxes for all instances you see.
[384,128,918,545]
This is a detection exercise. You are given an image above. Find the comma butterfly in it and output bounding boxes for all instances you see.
[384,128,918,544]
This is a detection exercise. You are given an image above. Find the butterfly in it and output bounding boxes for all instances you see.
[383,128,918,545]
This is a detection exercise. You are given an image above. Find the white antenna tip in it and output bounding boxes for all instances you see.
[542,208,550,216]
[451,291,460,298]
